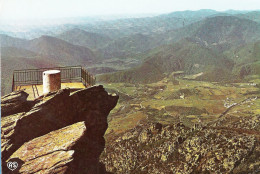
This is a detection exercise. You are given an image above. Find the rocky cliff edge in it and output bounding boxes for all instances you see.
[1,85,118,174]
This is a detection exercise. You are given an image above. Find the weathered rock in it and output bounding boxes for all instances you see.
[3,122,105,174]
[1,112,24,155]
[1,90,36,117]
[101,121,260,174]
[1,85,118,173]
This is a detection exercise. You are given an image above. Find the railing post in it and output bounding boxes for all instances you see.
[89,74,91,86]
[25,71,27,84]
[88,72,90,85]
[70,67,72,82]
[87,71,89,85]
[81,68,82,83]
[37,70,38,85]
[12,73,15,92]
[85,70,87,87]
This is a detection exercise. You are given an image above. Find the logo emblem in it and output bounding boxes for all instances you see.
[7,161,19,171]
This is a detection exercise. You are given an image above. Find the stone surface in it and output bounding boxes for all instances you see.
[101,119,260,174]
[1,90,36,117]
[1,85,118,174]
[3,122,106,174]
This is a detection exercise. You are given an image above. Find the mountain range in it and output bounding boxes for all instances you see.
[1,9,260,95]
[97,15,260,83]
[97,39,235,83]
[96,15,260,58]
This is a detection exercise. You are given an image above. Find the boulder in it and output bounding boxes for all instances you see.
[4,122,105,174]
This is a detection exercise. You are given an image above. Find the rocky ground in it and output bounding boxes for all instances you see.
[99,79,260,174]
[101,117,260,174]
[1,86,118,174]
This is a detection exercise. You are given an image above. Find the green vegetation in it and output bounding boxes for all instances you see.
[57,28,112,50]
[102,77,260,137]
[236,11,260,23]
[98,39,236,83]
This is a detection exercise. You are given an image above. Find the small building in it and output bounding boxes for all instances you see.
[172,71,185,79]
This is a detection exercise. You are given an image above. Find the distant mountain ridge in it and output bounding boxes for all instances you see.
[57,28,112,49]
[236,11,260,23]
[1,10,260,94]
[163,9,219,18]
[157,16,260,48]
[1,9,259,40]
[98,37,260,84]
[1,34,97,65]
[97,15,260,58]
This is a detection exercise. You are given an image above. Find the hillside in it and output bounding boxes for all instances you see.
[164,9,218,18]
[99,33,158,58]
[1,47,58,95]
[57,28,112,49]
[0,34,28,48]
[53,11,223,59]
[27,35,97,64]
[224,41,260,78]
[236,11,260,23]
[76,9,222,39]
[224,41,260,65]
[80,9,253,40]
[98,15,260,59]
[98,39,234,83]
[193,16,260,47]
[1,46,38,58]
[158,16,260,49]
[1,34,97,65]
[98,38,260,84]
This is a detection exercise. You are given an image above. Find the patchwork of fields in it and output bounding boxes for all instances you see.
[103,77,260,140]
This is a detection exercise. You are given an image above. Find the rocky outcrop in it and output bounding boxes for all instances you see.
[101,119,260,174]
[6,122,106,174]
[1,85,118,174]
[1,90,36,117]
[7,122,87,174]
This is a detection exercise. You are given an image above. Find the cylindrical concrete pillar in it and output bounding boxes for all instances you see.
[43,70,61,94]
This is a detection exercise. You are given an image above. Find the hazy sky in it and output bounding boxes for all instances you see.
[0,0,260,21]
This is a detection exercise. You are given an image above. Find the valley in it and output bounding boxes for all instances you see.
[103,77,260,138]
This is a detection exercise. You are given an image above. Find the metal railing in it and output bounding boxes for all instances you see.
[12,66,96,91]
